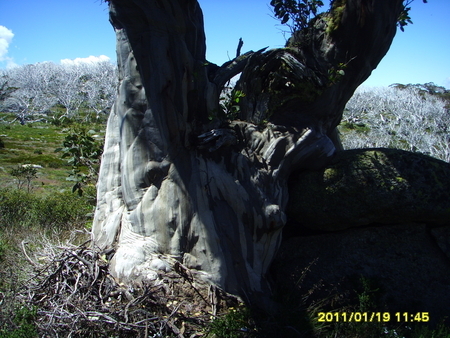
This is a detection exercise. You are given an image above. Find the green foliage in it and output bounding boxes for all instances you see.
[0,188,91,231]
[48,112,77,127]
[208,307,254,338]
[47,110,108,127]
[9,165,38,192]
[270,0,324,32]
[0,306,38,338]
[398,0,428,32]
[271,0,427,34]
[340,120,370,133]
[219,90,246,120]
[356,276,379,312]
[409,322,450,338]
[56,125,103,196]
[327,62,347,85]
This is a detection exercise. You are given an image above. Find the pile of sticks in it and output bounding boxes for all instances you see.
[21,241,239,337]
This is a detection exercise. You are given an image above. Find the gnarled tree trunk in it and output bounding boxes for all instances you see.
[93,0,404,304]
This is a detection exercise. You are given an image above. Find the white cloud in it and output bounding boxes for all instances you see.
[0,25,14,60]
[60,55,111,66]
[0,25,17,68]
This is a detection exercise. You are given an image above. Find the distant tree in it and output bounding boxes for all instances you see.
[3,63,58,123]
[0,73,17,102]
[391,82,450,107]
[93,0,427,306]
[79,61,117,120]
[10,165,38,193]
[341,86,450,161]
[51,65,88,118]
[1,61,117,123]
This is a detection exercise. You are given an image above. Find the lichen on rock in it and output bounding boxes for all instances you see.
[287,148,450,231]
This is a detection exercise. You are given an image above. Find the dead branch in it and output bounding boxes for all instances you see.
[9,241,242,337]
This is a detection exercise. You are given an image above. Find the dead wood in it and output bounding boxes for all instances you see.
[13,241,241,337]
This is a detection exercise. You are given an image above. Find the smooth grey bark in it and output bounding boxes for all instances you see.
[93,0,404,304]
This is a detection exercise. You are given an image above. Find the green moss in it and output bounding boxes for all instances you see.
[323,167,338,180]
[288,148,450,231]
[395,176,407,183]
[339,121,370,134]
[325,0,346,35]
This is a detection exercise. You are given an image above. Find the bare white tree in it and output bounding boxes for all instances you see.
[51,64,88,118]
[3,63,59,123]
[80,61,117,119]
[341,86,450,161]
[1,61,117,122]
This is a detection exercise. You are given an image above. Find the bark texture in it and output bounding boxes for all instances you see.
[93,0,404,303]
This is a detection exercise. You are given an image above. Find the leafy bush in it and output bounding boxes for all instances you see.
[0,189,91,231]
[56,125,103,196]
[219,89,246,120]
[208,307,253,338]
[0,306,38,338]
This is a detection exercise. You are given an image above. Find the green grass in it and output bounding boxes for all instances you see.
[0,120,105,193]
[0,306,38,338]
[0,115,100,291]
[0,123,70,191]
[0,187,93,337]
[338,121,371,134]
[0,188,92,230]
[208,307,254,338]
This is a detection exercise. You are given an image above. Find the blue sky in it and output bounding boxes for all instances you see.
[0,0,449,88]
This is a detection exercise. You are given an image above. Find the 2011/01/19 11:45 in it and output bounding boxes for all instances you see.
[317,312,430,322]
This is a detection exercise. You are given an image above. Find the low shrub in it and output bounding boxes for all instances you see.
[0,188,92,231]
[208,307,254,338]
[0,305,38,338]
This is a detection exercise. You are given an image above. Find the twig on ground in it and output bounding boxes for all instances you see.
[9,241,242,337]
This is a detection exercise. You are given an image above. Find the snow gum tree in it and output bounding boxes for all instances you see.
[0,61,116,123]
[93,0,413,305]
[2,63,59,123]
[342,86,450,161]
